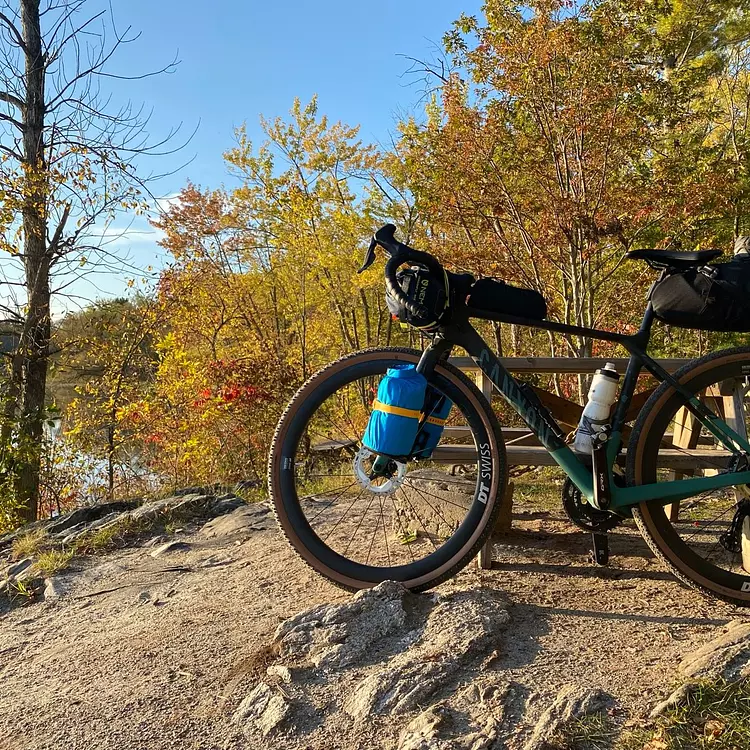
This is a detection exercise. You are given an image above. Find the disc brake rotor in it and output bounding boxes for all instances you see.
[353,446,407,495]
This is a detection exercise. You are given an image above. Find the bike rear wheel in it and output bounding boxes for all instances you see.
[267,347,507,592]
[628,346,750,606]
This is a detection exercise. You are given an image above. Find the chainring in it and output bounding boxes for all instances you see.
[562,477,621,533]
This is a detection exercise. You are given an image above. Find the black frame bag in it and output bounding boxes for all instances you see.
[651,259,750,332]
[467,277,547,320]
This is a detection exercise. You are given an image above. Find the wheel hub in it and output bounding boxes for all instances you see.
[353,447,406,495]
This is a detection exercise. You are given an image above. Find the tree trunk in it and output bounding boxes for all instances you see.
[15,0,48,523]
[107,424,115,499]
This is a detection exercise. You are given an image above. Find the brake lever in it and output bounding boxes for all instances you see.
[357,237,378,274]
[358,224,405,274]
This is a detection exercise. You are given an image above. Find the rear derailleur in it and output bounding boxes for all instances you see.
[719,498,750,554]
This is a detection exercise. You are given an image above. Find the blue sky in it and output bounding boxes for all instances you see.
[112,0,481,189]
[41,0,482,309]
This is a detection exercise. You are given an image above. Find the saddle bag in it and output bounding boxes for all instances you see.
[362,365,428,458]
[650,258,750,331]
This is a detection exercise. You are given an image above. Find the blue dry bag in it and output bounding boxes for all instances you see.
[411,388,453,458]
[362,365,427,458]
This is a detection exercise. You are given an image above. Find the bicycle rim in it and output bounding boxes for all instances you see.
[629,347,750,604]
[268,348,506,591]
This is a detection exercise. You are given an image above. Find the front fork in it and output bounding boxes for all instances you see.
[415,335,455,377]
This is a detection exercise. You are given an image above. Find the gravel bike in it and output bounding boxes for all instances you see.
[268,225,750,605]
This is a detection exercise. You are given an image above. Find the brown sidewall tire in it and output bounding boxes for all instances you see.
[267,347,507,592]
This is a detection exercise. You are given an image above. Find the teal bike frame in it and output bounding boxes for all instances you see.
[416,301,750,511]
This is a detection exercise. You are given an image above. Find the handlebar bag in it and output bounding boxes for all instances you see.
[651,259,750,331]
[385,266,450,330]
[467,278,547,320]
[362,365,428,458]
[410,387,453,459]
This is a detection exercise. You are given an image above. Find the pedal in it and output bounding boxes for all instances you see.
[591,532,609,566]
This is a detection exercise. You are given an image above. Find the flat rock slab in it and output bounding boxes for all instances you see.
[345,589,510,719]
[681,619,750,679]
[6,558,33,579]
[149,540,191,558]
[275,580,410,670]
[199,504,273,538]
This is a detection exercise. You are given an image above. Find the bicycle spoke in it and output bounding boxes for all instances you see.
[402,478,478,512]
[365,506,379,565]
[342,492,379,557]
[388,494,416,562]
[396,487,439,551]
[322,487,367,543]
[680,501,737,544]
[407,482,460,536]
[379,495,391,567]
[306,480,360,524]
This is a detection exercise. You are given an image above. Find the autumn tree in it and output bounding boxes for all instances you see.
[385,1,750,387]
[0,1,177,523]
[131,100,414,487]
[52,296,163,499]
[224,97,396,375]
[391,2,670,382]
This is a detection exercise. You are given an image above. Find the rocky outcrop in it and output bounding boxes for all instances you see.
[232,682,292,737]
[680,619,750,680]
[274,579,410,670]
[344,590,510,719]
[522,685,610,750]
[232,581,513,745]
[0,481,262,554]
[0,489,268,605]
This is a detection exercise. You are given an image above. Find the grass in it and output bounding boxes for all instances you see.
[549,679,750,750]
[632,679,750,750]
[32,549,74,577]
[71,515,148,555]
[11,528,49,560]
[547,712,618,750]
[513,466,567,511]
[8,579,34,602]
[233,485,264,504]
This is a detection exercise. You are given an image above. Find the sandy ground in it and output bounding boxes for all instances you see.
[0,502,746,750]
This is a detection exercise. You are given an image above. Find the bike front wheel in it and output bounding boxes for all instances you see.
[267,347,507,592]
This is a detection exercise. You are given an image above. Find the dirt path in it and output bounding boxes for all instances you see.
[0,502,746,750]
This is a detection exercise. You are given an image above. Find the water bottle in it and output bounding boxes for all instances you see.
[573,363,620,454]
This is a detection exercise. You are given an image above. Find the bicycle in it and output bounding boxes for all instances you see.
[268,225,750,605]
